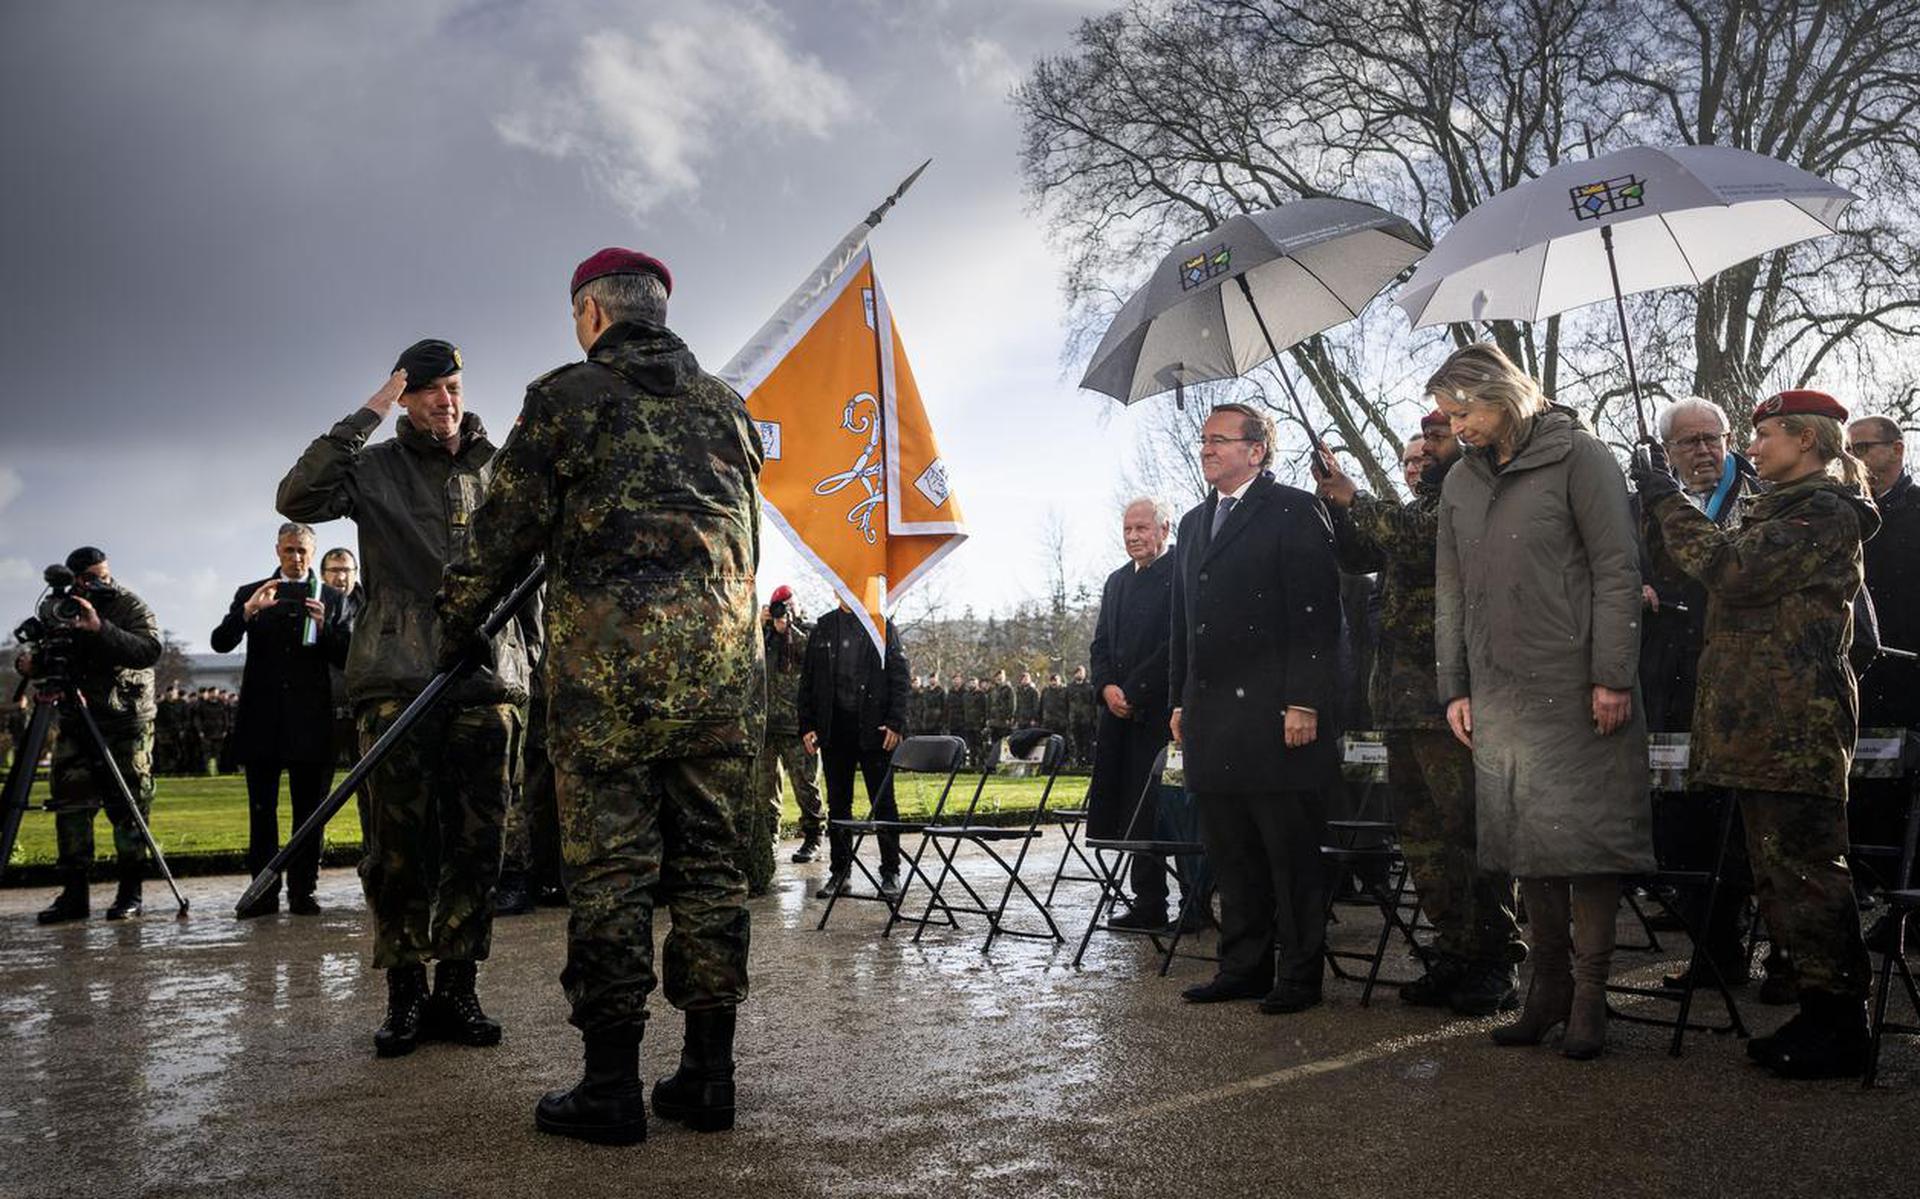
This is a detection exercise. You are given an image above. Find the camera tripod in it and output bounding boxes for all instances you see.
[0,677,189,917]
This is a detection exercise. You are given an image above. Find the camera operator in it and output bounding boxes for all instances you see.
[210,522,350,918]
[759,587,824,867]
[278,338,532,1057]
[16,547,163,923]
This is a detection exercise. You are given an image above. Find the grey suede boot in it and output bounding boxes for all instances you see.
[1561,877,1619,1061]
[1492,878,1572,1047]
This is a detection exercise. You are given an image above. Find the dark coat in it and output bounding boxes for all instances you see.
[1861,471,1920,729]
[1086,551,1176,831]
[797,607,910,752]
[1169,472,1342,794]
[211,577,351,765]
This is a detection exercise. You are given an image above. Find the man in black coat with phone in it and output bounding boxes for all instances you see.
[1087,496,1178,930]
[212,522,349,917]
[1170,403,1342,1014]
[798,602,910,899]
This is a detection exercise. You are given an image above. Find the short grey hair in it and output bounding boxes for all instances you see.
[1122,495,1174,528]
[1209,402,1276,467]
[1657,396,1730,442]
[276,522,316,543]
[1850,414,1902,441]
[574,272,668,327]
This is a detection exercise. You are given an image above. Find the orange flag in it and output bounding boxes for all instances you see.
[720,169,966,653]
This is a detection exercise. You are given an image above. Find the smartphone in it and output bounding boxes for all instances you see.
[277,580,311,610]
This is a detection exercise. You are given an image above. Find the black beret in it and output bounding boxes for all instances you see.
[394,339,463,390]
[65,546,106,573]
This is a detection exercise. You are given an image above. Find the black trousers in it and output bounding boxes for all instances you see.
[1194,788,1328,989]
[245,759,331,899]
[1653,789,1755,965]
[822,726,899,876]
[1088,713,1169,913]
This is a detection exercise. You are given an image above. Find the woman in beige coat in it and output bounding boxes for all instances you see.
[1431,344,1654,1060]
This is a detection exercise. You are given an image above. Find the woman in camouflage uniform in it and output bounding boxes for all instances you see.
[1633,389,1878,1080]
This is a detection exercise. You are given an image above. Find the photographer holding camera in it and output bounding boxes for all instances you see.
[210,522,350,918]
[14,547,163,924]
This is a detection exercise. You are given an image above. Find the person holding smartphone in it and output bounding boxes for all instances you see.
[210,522,350,917]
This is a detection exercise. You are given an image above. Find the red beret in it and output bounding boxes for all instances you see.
[1752,389,1847,425]
[1420,407,1449,428]
[571,247,672,299]
[769,585,794,604]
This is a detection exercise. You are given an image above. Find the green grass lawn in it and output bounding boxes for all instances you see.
[6,766,1086,870]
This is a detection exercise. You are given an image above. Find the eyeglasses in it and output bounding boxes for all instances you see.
[1196,435,1257,448]
[1664,433,1727,451]
[1847,440,1898,453]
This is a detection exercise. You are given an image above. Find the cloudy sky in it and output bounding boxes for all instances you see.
[0,0,1156,653]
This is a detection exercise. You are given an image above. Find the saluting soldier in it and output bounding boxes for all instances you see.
[438,247,762,1144]
[1634,388,1877,1080]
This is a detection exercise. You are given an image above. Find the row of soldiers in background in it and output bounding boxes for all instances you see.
[906,669,1100,770]
[153,685,238,775]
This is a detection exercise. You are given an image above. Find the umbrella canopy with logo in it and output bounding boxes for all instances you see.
[1397,144,1858,434]
[1079,197,1429,437]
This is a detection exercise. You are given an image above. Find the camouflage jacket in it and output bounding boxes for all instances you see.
[1328,478,1447,731]
[1039,684,1069,732]
[436,321,765,768]
[278,406,532,708]
[762,617,808,737]
[984,681,1015,726]
[961,685,987,729]
[1648,473,1879,801]
[1067,681,1098,723]
[1014,682,1041,726]
[37,585,161,731]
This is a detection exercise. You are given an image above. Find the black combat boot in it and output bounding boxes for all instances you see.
[374,964,430,1058]
[423,960,503,1046]
[493,871,533,917]
[1448,962,1520,1017]
[1764,991,1871,1080]
[36,872,90,925]
[1399,954,1465,1008]
[105,857,144,921]
[790,831,821,864]
[536,1026,647,1145]
[651,1007,737,1132]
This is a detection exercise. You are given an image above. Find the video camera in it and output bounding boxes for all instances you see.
[12,564,116,677]
[768,597,789,621]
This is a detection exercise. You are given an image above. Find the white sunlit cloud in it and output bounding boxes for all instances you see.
[494,3,857,214]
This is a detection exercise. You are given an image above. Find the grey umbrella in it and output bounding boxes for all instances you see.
[1078,197,1429,437]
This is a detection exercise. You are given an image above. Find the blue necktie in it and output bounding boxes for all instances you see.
[1210,494,1237,540]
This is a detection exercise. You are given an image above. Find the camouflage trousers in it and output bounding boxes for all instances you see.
[356,700,517,970]
[1386,730,1521,965]
[50,719,155,872]
[554,755,751,1032]
[758,731,824,836]
[1734,788,1871,1000]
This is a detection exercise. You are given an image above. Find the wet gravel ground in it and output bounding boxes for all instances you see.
[1,842,1915,1198]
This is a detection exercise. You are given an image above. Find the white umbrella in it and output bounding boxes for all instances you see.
[1397,144,1858,434]
[1080,197,1428,438]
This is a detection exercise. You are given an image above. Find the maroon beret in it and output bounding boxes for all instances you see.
[769,584,794,604]
[1420,407,1449,428]
[570,247,672,298]
[1752,388,1847,425]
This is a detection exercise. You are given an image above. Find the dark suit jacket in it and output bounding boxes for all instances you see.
[797,607,910,752]
[1170,472,1342,794]
[210,577,351,765]
[1086,551,1176,832]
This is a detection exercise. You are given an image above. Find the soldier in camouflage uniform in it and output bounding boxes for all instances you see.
[20,548,162,924]
[983,669,1015,760]
[1038,673,1068,737]
[943,672,967,751]
[1014,671,1041,729]
[438,248,761,1145]
[748,588,814,882]
[280,336,532,1056]
[1067,665,1098,770]
[1635,388,1878,1079]
[960,675,988,767]
[1318,415,1522,1015]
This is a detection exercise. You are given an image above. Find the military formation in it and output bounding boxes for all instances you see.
[902,668,1099,770]
[153,685,239,775]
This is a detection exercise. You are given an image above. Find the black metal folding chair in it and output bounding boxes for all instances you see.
[1041,790,1104,907]
[816,735,968,932]
[1072,745,1212,976]
[1320,820,1430,1006]
[1608,792,1750,1056]
[898,730,1068,952]
[1865,888,1920,1087]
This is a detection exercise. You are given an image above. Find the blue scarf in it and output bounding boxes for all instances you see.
[1703,453,1738,522]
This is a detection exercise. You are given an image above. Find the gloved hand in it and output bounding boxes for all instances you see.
[1630,437,1681,502]
[435,625,492,676]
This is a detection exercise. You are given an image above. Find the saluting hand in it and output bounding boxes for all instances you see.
[363,370,408,419]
